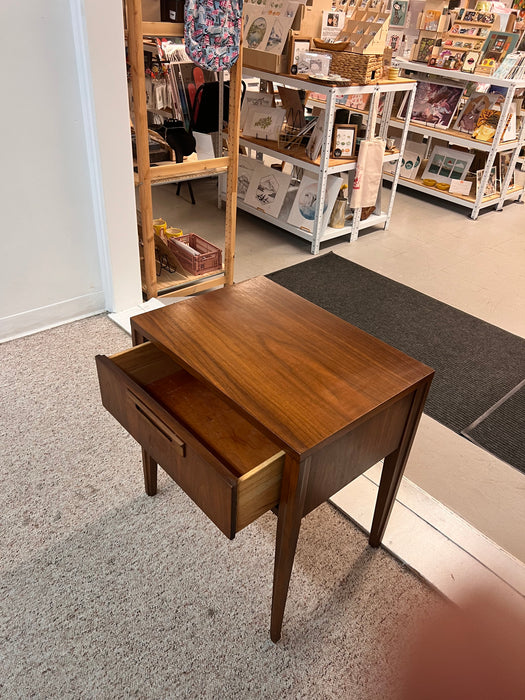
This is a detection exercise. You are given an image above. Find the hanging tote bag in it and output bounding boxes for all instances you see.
[350,138,386,209]
[185,0,243,72]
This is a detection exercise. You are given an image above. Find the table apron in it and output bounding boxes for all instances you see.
[302,391,414,516]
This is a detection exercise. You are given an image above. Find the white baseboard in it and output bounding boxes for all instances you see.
[330,465,525,610]
[0,291,106,343]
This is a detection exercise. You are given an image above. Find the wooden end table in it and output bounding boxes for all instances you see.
[97,276,433,641]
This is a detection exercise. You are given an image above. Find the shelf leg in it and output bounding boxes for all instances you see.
[473,85,516,221]
[224,54,243,285]
[310,87,337,255]
[385,83,416,228]
[127,0,157,299]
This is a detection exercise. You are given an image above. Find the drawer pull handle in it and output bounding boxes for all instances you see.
[130,393,186,457]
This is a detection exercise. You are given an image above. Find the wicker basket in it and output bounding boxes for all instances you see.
[321,51,383,84]
[167,233,222,276]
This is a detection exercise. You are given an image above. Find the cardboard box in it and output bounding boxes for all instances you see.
[243,48,289,74]
[242,3,306,74]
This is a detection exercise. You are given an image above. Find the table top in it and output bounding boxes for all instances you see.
[132,277,433,457]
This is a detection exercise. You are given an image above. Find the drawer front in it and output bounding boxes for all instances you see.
[126,388,235,537]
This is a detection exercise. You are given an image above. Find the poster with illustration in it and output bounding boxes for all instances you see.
[245,15,268,49]
[287,174,341,232]
[243,105,286,141]
[421,146,474,184]
[397,80,463,129]
[244,164,291,218]
[236,156,257,201]
[454,92,497,134]
[390,0,408,27]
[399,149,423,180]
[243,0,301,55]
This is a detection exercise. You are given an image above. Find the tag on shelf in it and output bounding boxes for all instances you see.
[449,179,473,196]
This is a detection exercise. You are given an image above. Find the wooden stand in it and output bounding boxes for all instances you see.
[125,0,241,298]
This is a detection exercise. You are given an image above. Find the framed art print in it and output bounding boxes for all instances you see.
[289,36,311,72]
[454,92,494,134]
[332,124,357,158]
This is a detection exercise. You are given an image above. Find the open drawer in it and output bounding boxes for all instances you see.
[96,342,285,539]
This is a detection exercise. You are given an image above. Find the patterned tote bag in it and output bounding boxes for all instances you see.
[185,0,243,72]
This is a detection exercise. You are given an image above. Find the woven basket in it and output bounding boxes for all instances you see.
[321,51,383,84]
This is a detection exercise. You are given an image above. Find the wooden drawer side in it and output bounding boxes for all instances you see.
[236,451,285,532]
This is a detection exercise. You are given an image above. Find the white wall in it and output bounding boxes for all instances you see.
[0,1,141,342]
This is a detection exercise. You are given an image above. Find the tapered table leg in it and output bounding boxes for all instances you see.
[270,454,311,642]
[369,381,431,548]
[142,448,158,496]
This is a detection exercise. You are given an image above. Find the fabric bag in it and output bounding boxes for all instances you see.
[185,0,243,72]
[350,138,386,209]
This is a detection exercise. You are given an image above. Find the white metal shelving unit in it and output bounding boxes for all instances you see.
[391,60,525,219]
[237,68,417,254]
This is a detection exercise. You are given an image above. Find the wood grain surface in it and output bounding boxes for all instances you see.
[131,277,433,456]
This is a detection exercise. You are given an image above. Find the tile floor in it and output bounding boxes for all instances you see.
[150,176,525,566]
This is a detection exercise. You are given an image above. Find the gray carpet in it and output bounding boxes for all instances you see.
[462,381,525,472]
[268,253,525,474]
[0,315,444,699]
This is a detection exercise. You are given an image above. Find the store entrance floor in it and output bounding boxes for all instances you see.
[150,177,525,566]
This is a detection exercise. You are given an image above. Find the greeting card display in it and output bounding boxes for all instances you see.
[335,8,391,54]
[431,6,497,72]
